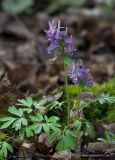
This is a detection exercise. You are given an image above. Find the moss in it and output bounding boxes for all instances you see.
[84,103,111,122]
[106,105,115,122]
[84,78,115,122]
[60,78,115,123]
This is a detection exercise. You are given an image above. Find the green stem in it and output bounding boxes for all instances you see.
[76,85,81,153]
[78,99,97,113]
[63,62,70,126]
[77,85,81,118]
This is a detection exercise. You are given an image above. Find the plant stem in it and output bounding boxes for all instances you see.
[78,99,97,113]
[63,62,70,126]
[76,85,81,153]
[77,85,81,118]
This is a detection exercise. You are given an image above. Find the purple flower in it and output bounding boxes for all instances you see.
[86,78,93,87]
[44,19,76,55]
[55,20,62,40]
[67,61,93,87]
[44,20,56,41]
[44,20,62,53]
[47,40,58,52]
[64,35,76,54]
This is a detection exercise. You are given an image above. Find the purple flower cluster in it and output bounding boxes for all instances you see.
[45,19,93,87]
[44,20,76,54]
[67,61,93,87]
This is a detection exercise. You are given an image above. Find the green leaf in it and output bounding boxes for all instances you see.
[85,121,95,138]
[12,117,28,131]
[0,134,8,140]
[56,138,65,151]
[109,132,115,140]
[98,94,115,104]
[56,135,76,151]
[49,101,63,110]
[12,119,22,130]
[97,131,115,145]
[17,97,33,108]
[48,116,60,123]
[19,128,25,140]
[45,116,61,132]
[66,129,77,137]
[74,120,82,132]
[33,100,46,109]
[65,134,76,150]
[34,125,42,134]
[26,97,33,107]
[50,125,61,133]
[0,117,14,122]
[23,108,33,113]
[30,113,43,122]
[21,118,28,126]
[43,123,50,134]
[25,127,33,138]
[8,106,23,117]
[56,129,77,151]
[5,143,13,153]
[97,138,106,143]
[48,131,61,144]
[77,59,82,65]
[0,142,13,158]
[30,123,42,134]
[44,115,49,122]
[1,142,7,157]
[99,98,105,104]
[0,118,15,129]
[105,130,111,141]
[18,109,24,117]
[63,55,72,65]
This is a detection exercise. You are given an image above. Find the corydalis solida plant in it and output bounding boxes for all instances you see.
[0,20,95,157]
[45,20,93,125]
